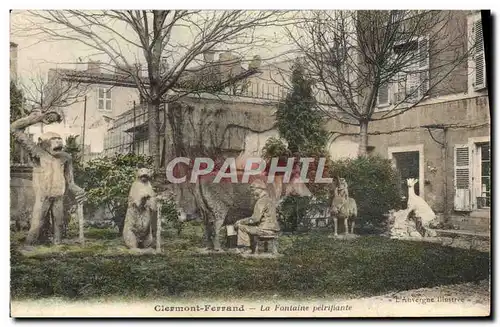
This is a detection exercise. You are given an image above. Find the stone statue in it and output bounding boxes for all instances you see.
[406,178,438,237]
[122,168,158,251]
[188,154,313,251]
[387,178,438,238]
[387,209,422,238]
[10,110,86,246]
[233,180,280,254]
[330,177,358,236]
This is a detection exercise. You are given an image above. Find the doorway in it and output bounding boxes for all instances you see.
[388,145,424,205]
[393,151,420,199]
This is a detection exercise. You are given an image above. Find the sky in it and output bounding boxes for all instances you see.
[10,10,299,86]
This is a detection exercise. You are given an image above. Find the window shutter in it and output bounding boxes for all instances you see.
[454,144,472,211]
[394,72,406,103]
[377,83,389,106]
[419,71,429,98]
[418,38,429,69]
[97,88,103,110]
[473,18,486,90]
[406,72,419,102]
[418,38,430,97]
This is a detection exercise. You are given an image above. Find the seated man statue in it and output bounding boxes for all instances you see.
[233,180,280,254]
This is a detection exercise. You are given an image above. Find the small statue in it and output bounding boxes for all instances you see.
[123,168,158,251]
[330,177,358,236]
[233,180,280,254]
[10,109,86,246]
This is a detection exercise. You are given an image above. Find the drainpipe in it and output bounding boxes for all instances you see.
[442,127,448,221]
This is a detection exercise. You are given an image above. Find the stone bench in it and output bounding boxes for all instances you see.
[250,234,279,254]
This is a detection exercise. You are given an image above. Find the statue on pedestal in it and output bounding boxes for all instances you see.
[10,110,86,246]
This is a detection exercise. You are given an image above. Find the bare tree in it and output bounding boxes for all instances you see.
[15,10,292,174]
[288,10,476,156]
[20,69,89,113]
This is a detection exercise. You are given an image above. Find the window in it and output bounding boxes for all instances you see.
[393,37,429,103]
[472,16,486,90]
[98,87,112,111]
[377,82,390,107]
[377,37,429,107]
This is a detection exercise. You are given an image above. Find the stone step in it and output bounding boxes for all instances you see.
[435,229,490,239]
[470,209,491,219]
[447,215,490,233]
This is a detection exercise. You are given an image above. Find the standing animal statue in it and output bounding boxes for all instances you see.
[10,109,86,246]
[173,154,314,251]
[123,168,158,251]
[406,178,437,237]
[330,177,358,236]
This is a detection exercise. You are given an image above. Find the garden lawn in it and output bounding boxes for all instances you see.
[11,227,490,300]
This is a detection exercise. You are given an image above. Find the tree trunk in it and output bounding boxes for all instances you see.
[148,101,161,172]
[358,120,369,157]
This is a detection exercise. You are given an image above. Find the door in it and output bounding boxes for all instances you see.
[393,151,420,201]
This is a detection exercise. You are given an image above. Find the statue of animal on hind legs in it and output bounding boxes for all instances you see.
[330,177,358,236]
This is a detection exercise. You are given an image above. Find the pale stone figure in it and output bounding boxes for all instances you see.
[123,168,158,250]
[190,154,313,251]
[387,178,438,238]
[233,180,280,253]
[387,209,422,238]
[10,110,86,246]
[406,178,438,237]
[330,177,358,236]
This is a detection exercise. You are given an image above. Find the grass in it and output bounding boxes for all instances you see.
[10,226,490,300]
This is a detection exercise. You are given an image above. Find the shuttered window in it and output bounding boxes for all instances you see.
[473,18,486,90]
[454,145,471,211]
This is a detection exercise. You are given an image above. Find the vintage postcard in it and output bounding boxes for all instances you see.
[9,8,491,318]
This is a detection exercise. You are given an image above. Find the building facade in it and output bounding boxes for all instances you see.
[27,62,141,161]
[103,11,489,229]
[324,11,490,228]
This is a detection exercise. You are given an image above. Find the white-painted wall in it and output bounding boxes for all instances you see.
[28,82,139,153]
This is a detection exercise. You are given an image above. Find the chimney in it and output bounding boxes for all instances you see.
[219,51,234,63]
[87,61,101,74]
[203,51,215,63]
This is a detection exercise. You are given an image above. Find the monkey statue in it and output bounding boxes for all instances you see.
[10,109,86,246]
[123,168,158,251]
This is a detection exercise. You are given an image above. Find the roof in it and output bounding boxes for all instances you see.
[50,68,144,88]
[51,59,261,90]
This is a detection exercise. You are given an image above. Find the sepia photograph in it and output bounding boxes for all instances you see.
[7,7,491,318]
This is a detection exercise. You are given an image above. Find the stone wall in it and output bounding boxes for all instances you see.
[10,166,34,226]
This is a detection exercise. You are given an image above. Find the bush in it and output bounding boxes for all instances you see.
[160,199,184,235]
[75,153,153,232]
[330,155,403,234]
[263,137,334,233]
[278,195,330,233]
